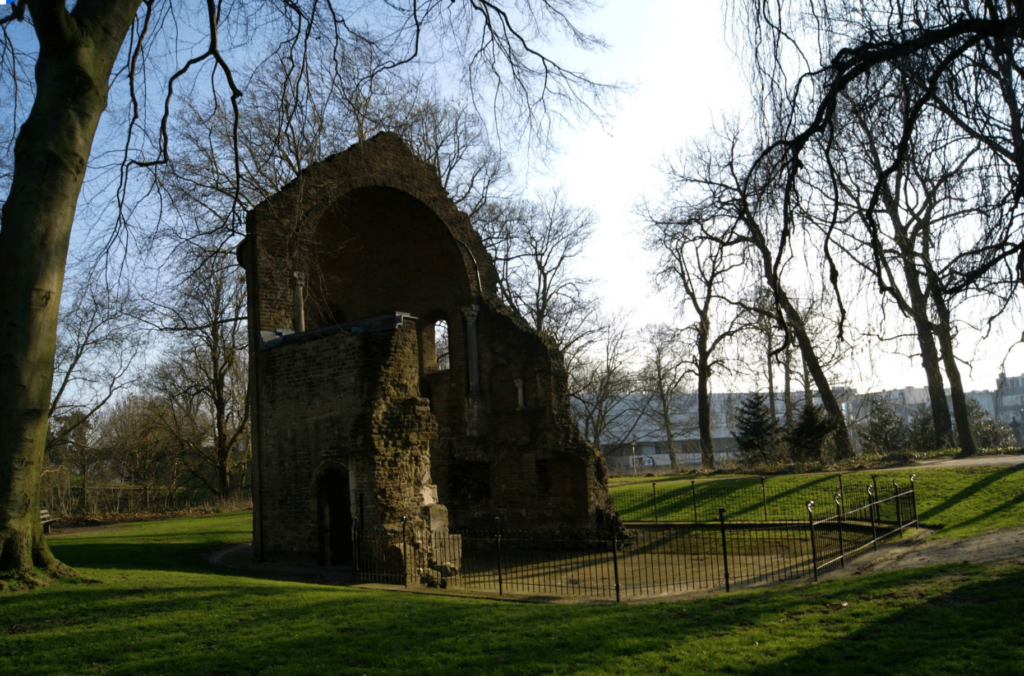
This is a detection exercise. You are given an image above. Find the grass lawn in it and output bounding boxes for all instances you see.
[609,466,1024,538]
[2,465,1022,676]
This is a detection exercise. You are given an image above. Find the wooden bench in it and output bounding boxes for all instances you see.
[40,509,59,534]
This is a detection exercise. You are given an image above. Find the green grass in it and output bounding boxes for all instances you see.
[608,466,1024,538]
[2,512,1022,675]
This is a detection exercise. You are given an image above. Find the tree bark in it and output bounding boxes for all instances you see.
[777,295,856,460]
[905,282,955,448]
[783,345,793,427]
[696,336,715,471]
[0,0,142,583]
[928,283,978,455]
[886,206,956,449]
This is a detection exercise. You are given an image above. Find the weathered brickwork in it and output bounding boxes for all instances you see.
[240,132,613,582]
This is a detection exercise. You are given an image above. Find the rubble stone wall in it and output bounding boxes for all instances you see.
[243,132,614,573]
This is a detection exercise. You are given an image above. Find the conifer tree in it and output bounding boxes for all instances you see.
[862,399,909,457]
[732,394,781,466]
[787,403,838,464]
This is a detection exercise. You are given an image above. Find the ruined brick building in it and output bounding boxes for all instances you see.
[237,132,613,577]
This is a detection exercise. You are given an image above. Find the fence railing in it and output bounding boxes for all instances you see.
[353,474,918,600]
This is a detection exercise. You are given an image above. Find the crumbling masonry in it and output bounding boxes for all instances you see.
[237,132,613,584]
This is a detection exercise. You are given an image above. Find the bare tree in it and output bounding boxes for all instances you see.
[0,0,615,582]
[644,192,748,470]
[46,271,144,458]
[727,0,1024,454]
[149,249,250,503]
[648,128,858,460]
[476,187,604,374]
[638,325,696,473]
[827,81,979,451]
[569,319,648,453]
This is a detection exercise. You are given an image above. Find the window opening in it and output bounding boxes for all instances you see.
[434,319,450,371]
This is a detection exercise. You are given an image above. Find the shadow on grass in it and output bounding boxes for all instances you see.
[918,466,1019,522]
[6,556,1023,676]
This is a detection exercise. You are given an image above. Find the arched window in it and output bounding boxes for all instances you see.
[434,319,450,371]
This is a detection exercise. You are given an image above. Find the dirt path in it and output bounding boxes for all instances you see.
[832,527,1024,577]
[888,454,1024,471]
[47,523,125,537]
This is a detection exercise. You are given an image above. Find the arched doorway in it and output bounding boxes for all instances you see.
[317,466,353,565]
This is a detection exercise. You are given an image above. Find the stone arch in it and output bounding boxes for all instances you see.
[301,186,473,329]
[243,132,498,335]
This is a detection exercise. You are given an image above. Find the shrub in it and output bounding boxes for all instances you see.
[906,405,937,452]
[964,398,1015,448]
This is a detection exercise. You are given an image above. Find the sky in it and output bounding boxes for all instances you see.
[524,0,1024,395]
[3,0,1020,396]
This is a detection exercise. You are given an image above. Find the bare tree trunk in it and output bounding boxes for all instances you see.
[0,1,141,582]
[779,296,856,460]
[696,339,715,471]
[783,345,794,427]
[914,318,955,448]
[902,256,955,448]
[664,422,678,473]
[928,285,978,455]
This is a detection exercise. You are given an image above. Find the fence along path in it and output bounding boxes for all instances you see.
[355,474,919,600]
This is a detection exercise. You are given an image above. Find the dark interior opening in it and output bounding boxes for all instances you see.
[318,467,352,565]
[448,461,491,504]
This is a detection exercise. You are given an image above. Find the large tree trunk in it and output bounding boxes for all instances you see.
[0,1,141,584]
[783,345,793,427]
[778,295,856,460]
[662,406,679,473]
[696,338,715,471]
[912,314,954,448]
[928,285,978,455]
[900,253,955,448]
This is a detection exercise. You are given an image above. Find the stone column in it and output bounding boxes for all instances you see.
[293,271,307,332]
[462,304,481,393]
[514,378,526,410]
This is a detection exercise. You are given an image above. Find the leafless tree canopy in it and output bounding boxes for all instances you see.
[728,0,1024,321]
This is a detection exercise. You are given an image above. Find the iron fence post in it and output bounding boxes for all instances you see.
[691,480,698,523]
[718,507,730,592]
[867,485,878,551]
[610,514,621,603]
[807,501,818,582]
[761,475,768,522]
[871,475,880,525]
[835,493,845,568]
[352,516,360,575]
[837,473,845,513]
[910,474,918,525]
[401,516,408,588]
[894,479,904,537]
[652,482,659,523]
[495,517,503,596]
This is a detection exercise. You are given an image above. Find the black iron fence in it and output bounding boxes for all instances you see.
[353,474,919,600]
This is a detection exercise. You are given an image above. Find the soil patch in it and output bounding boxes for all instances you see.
[832,527,1024,578]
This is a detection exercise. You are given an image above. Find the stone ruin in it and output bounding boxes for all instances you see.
[237,132,613,585]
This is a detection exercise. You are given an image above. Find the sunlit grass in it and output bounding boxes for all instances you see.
[609,466,1024,538]
[0,512,1020,675]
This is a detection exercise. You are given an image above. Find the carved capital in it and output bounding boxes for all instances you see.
[461,303,480,323]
